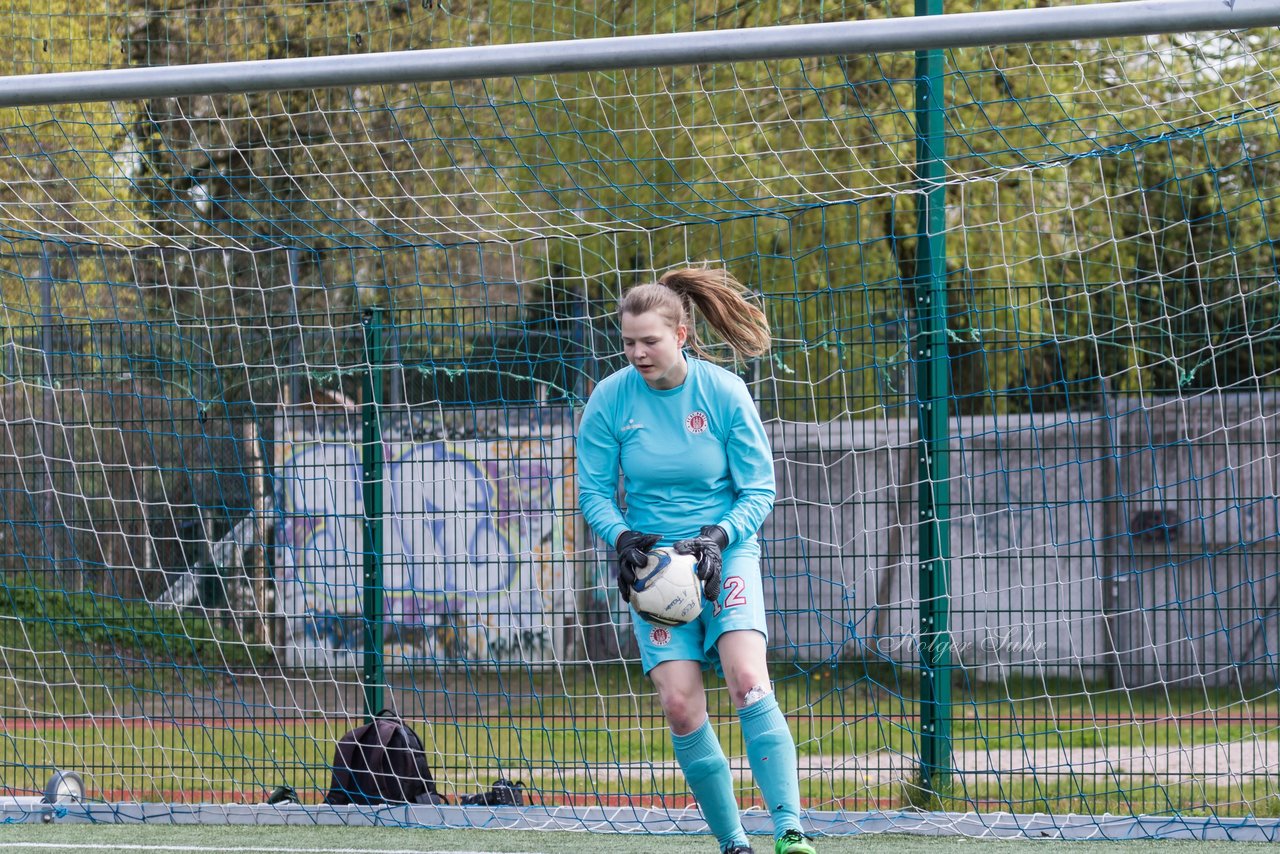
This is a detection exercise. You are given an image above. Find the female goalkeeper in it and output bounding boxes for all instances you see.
[576,267,815,854]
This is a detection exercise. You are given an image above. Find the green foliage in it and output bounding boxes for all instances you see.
[0,582,267,670]
[2,0,1280,416]
[0,580,269,727]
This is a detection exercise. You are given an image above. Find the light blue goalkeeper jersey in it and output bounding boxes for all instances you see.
[577,356,775,549]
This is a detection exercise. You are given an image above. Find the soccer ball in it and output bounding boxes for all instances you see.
[630,546,703,627]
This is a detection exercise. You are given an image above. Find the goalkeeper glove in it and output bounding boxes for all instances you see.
[673,524,728,602]
[614,530,661,604]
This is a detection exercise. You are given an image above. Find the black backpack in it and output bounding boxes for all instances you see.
[323,711,447,806]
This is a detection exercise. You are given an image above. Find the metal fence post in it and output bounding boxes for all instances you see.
[914,0,953,795]
[361,307,386,720]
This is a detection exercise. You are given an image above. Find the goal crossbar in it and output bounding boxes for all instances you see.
[1,0,1278,108]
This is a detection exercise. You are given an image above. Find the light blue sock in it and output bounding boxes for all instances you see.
[671,718,749,850]
[738,693,803,838]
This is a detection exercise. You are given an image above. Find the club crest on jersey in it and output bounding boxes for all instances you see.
[685,410,709,434]
[650,627,672,646]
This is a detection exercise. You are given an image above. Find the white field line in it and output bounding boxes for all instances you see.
[0,846,543,854]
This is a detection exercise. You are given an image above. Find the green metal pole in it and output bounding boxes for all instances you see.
[914,0,953,795]
[361,307,386,720]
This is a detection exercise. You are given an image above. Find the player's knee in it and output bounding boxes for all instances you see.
[734,681,773,708]
[663,698,707,734]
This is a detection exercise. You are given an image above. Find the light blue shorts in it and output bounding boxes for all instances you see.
[631,541,768,675]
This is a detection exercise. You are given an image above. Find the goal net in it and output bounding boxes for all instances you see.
[0,0,1277,837]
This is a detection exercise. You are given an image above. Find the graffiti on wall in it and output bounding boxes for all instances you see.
[275,433,572,666]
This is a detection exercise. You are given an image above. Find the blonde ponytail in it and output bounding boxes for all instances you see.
[619,267,770,361]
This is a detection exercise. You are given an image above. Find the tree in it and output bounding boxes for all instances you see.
[2,0,1279,419]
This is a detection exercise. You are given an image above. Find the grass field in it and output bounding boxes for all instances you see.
[4,690,1277,817]
[0,825,1279,854]
[3,586,1278,822]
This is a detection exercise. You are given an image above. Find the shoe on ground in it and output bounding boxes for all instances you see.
[721,844,754,854]
[775,829,816,854]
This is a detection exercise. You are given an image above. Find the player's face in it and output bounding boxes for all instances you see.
[621,310,688,390]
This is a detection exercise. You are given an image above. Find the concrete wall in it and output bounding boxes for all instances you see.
[271,393,1280,686]
[762,392,1280,687]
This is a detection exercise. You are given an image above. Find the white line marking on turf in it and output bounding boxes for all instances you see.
[0,846,543,854]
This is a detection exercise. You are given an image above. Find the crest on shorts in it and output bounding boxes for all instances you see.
[685,410,709,434]
[650,627,672,646]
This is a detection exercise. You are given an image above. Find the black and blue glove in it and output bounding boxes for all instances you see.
[614,530,661,604]
[673,524,728,602]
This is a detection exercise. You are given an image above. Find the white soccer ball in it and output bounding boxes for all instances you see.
[630,546,703,627]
